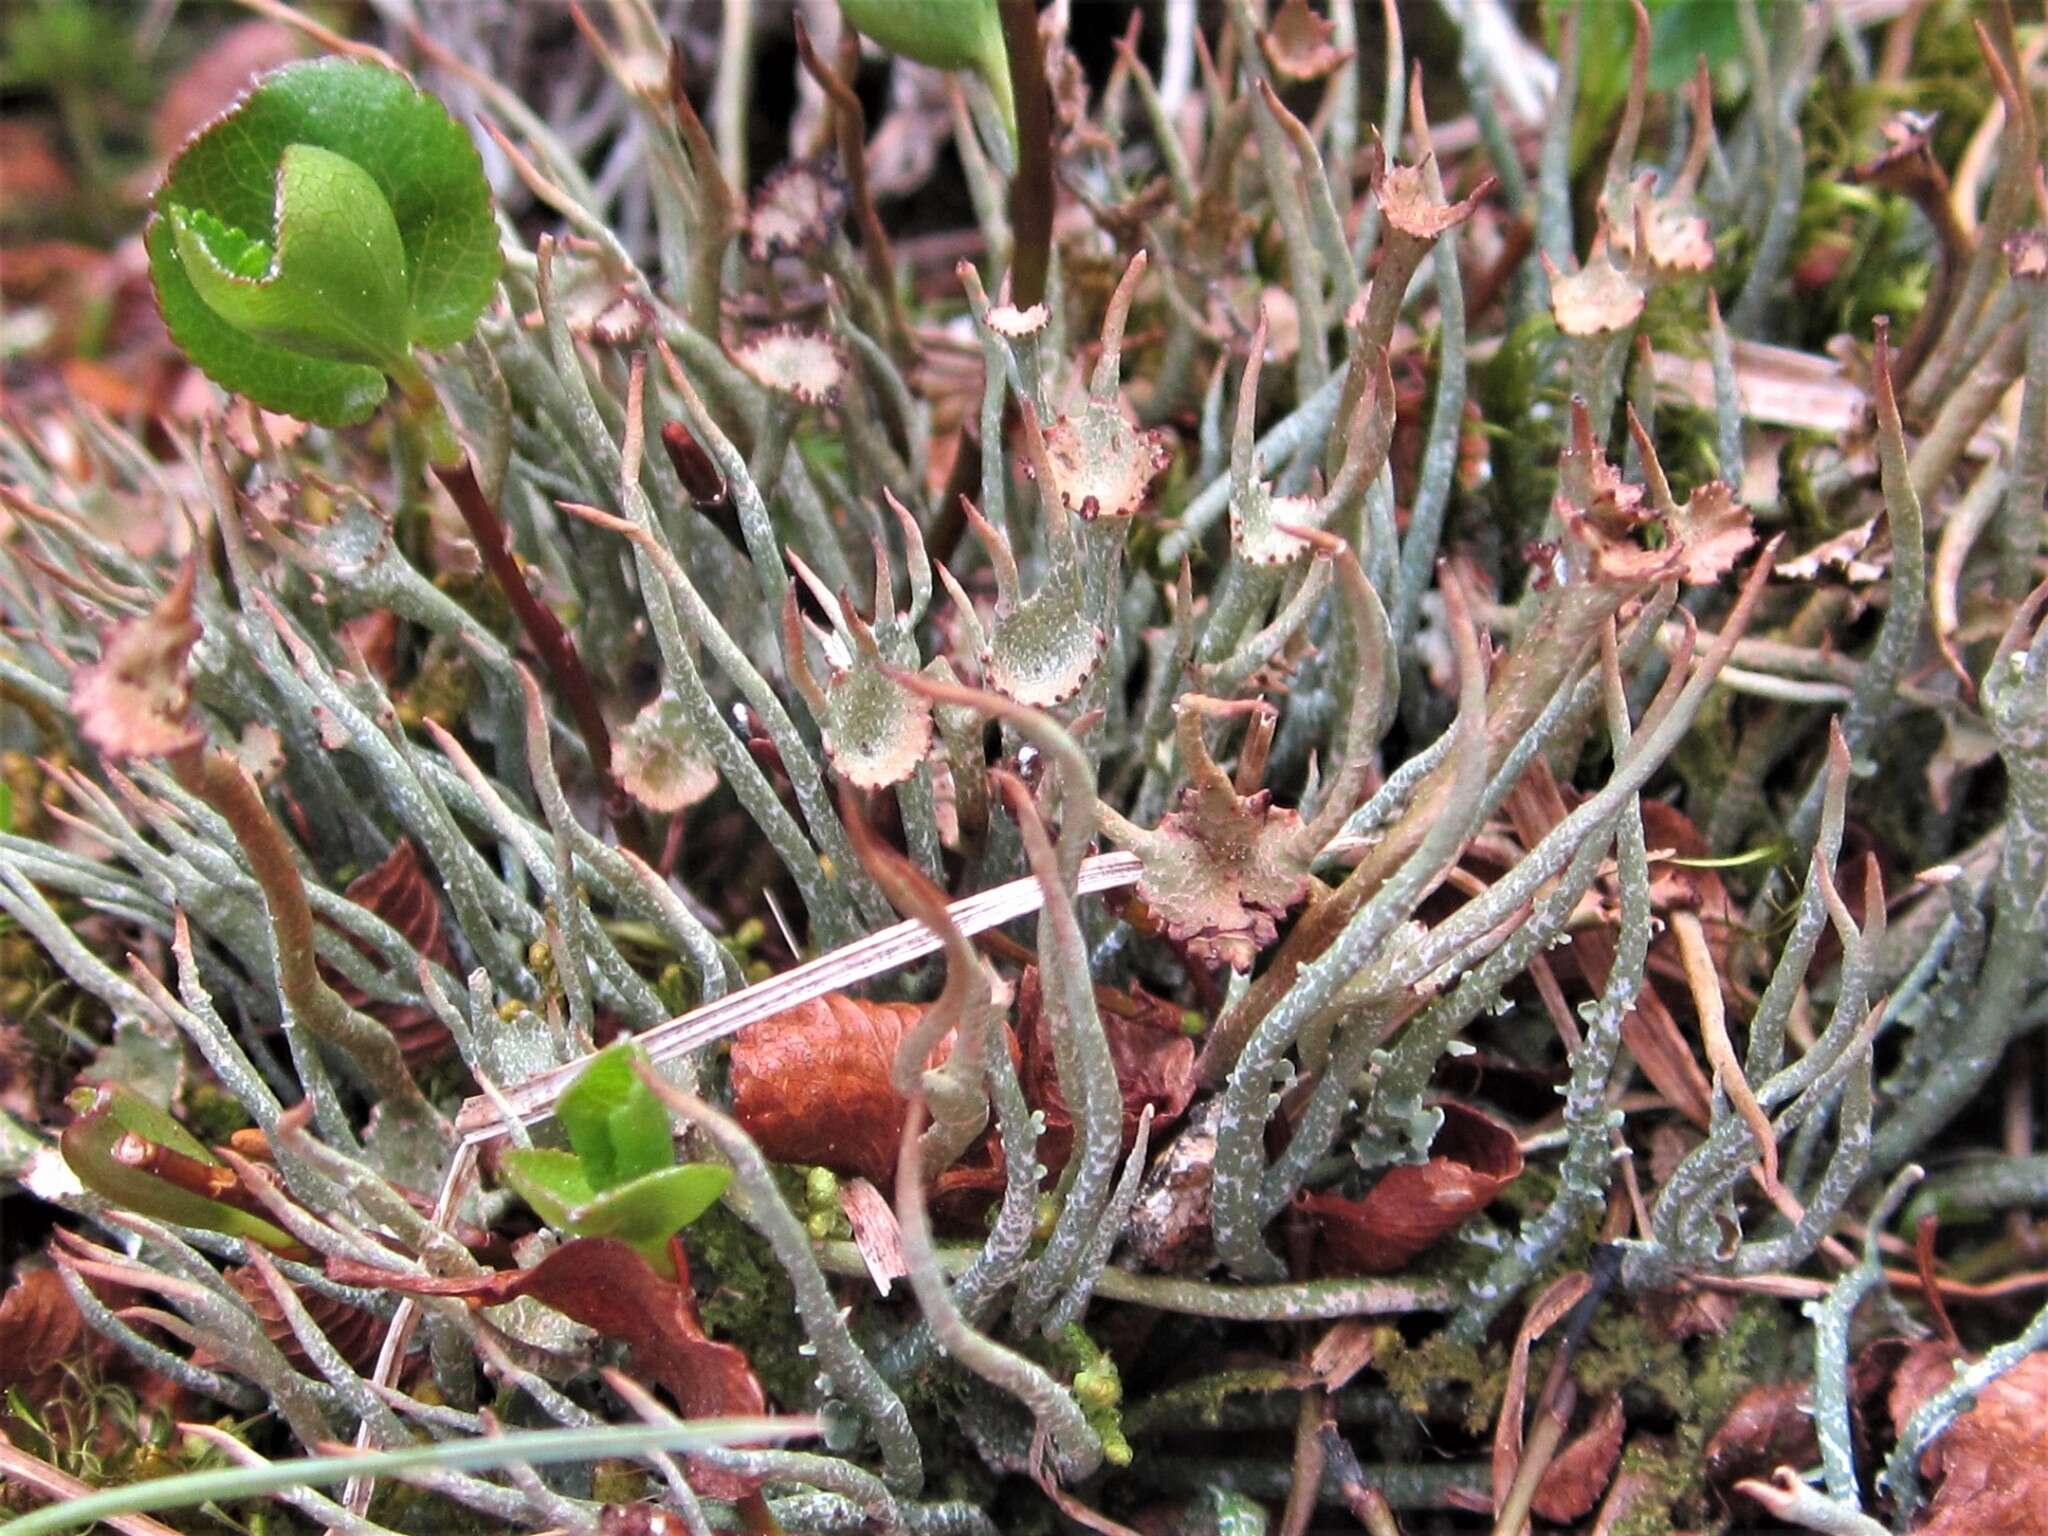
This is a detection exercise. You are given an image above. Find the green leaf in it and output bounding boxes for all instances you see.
[499,1150,729,1270]
[557,1041,675,1191]
[147,56,500,424]
[170,145,412,371]
[569,1164,732,1245]
[497,1147,594,1232]
[837,0,1012,132]
[59,1083,298,1252]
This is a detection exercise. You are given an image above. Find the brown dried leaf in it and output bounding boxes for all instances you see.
[0,1267,87,1403]
[1492,1270,1594,1515]
[729,991,947,1187]
[323,839,452,1068]
[225,1264,385,1379]
[1298,1101,1524,1274]
[71,560,203,760]
[1890,1347,2048,1536]
[1533,1395,1626,1523]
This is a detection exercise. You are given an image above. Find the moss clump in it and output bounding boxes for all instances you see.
[1371,1324,1505,1434]
[685,1203,812,1410]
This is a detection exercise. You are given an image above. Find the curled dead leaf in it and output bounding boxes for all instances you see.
[1702,1381,1815,1493]
[0,1266,88,1404]
[1889,1346,2048,1536]
[729,991,955,1187]
[322,839,452,1068]
[1298,1101,1523,1274]
[1017,967,1197,1178]
[1533,1394,1626,1523]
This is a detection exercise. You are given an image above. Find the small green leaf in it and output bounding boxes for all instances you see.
[60,1083,298,1252]
[498,1147,595,1232]
[500,1149,729,1272]
[170,144,412,371]
[567,1164,733,1248]
[557,1041,674,1191]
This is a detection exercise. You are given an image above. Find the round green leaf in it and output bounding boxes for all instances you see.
[170,145,412,370]
[148,56,500,424]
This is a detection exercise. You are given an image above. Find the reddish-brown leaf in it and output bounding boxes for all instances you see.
[1017,967,1196,1177]
[728,991,941,1187]
[330,1237,767,1498]
[224,1265,386,1379]
[1533,1394,1626,1523]
[1889,1347,2048,1536]
[0,1267,87,1403]
[322,840,453,1067]
[1702,1381,1815,1492]
[1297,1101,1524,1274]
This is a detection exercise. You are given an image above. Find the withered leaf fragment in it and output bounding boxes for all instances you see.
[71,558,204,760]
[330,1236,768,1499]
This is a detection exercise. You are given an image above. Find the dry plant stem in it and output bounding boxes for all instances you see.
[998,0,1055,310]
[632,1066,924,1494]
[0,1440,190,1536]
[167,748,436,1129]
[432,455,623,827]
[1907,9,2036,416]
[1676,907,1777,1193]
[895,1097,1104,1482]
[792,16,913,362]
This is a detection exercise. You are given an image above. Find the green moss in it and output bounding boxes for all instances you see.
[686,1203,813,1410]
[1371,1325,1504,1435]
